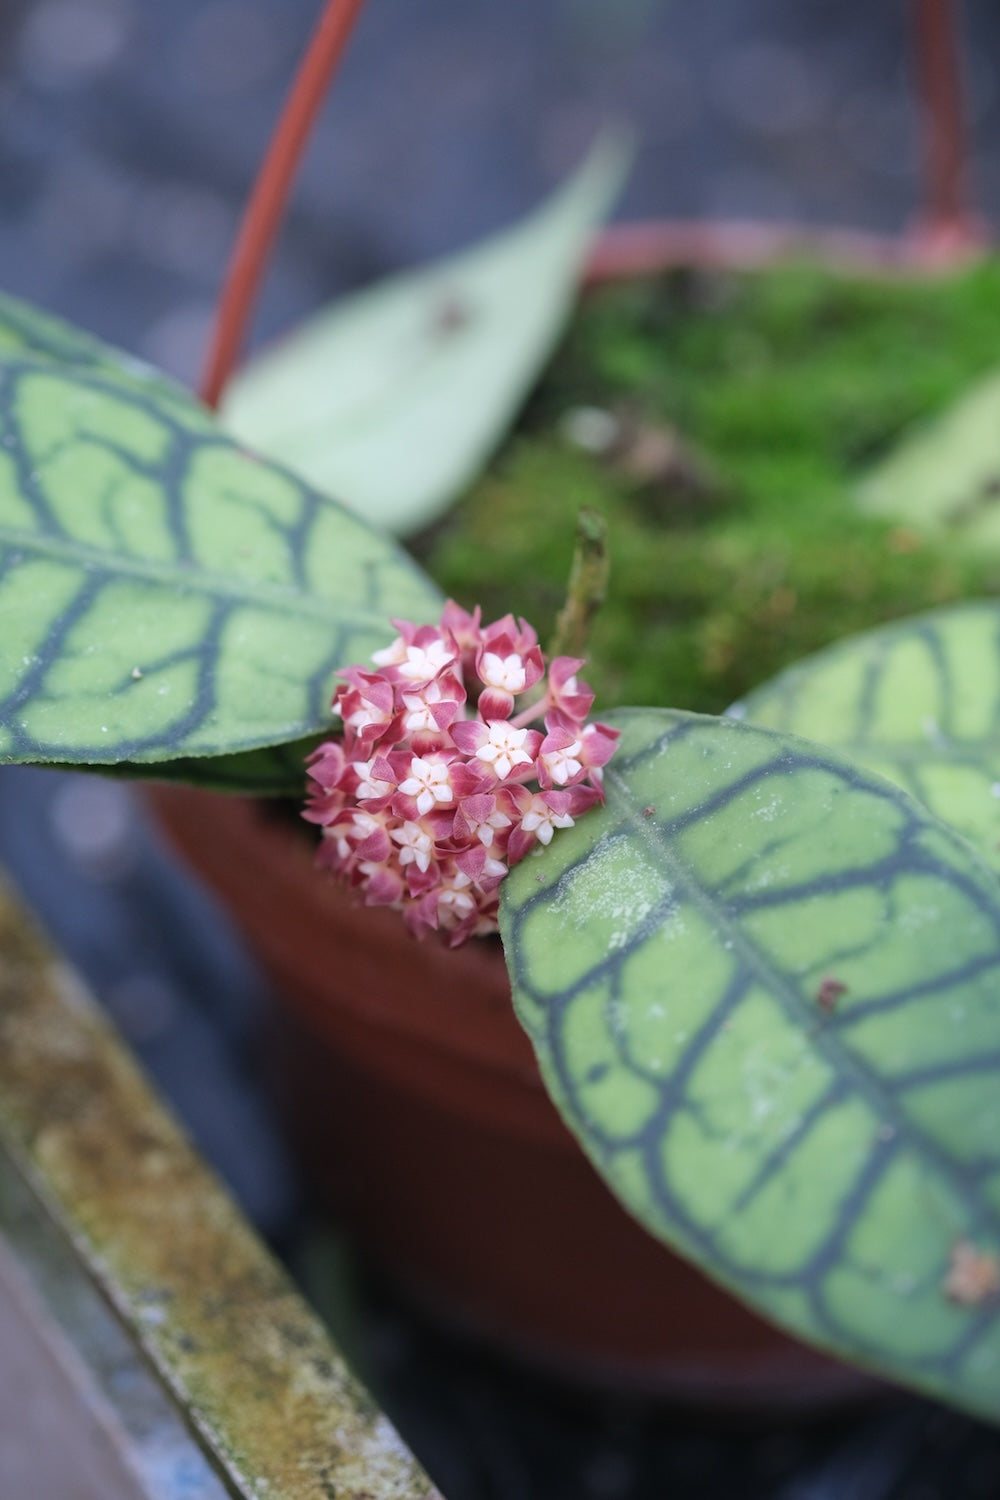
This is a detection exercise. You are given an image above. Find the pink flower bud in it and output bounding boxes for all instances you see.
[548,656,595,723]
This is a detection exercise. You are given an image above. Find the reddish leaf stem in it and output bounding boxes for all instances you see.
[909,0,977,245]
[200,0,369,409]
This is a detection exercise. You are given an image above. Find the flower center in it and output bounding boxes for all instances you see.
[475,722,532,780]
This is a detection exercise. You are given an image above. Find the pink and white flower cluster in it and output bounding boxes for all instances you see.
[304,602,618,946]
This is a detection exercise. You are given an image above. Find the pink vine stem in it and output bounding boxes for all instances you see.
[200,0,369,409]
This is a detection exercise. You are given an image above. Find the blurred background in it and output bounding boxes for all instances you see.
[4,2,1000,1496]
[3,0,1000,380]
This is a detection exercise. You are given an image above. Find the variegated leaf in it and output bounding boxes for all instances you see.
[502,708,1000,1421]
[0,344,441,789]
[734,602,1000,873]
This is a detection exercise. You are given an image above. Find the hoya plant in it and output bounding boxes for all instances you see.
[3,0,1000,1434]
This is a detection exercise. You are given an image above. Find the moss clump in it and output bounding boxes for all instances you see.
[415,260,1000,714]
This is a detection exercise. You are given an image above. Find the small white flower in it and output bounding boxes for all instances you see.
[401,681,449,734]
[474,853,507,885]
[399,756,454,815]
[465,804,511,847]
[480,651,526,693]
[371,635,407,667]
[397,639,455,682]
[540,739,583,785]
[351,810,382,840]
[354,758,393,800]
[391,821,434,872]
[521,794,574,845]
[346,701,391,734]
[475,722,532,780]
[438,871,476,921]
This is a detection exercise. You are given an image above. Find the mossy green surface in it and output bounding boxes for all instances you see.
[416,260,1000,714]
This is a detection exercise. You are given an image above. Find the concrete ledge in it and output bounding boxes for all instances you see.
[0,871,441,1500]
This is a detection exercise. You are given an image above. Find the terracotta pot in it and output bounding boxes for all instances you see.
[150,784,873,1406]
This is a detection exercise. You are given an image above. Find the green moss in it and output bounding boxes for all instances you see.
[416,260,1000,713]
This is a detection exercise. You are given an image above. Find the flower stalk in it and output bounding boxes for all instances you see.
[548,507,609,661]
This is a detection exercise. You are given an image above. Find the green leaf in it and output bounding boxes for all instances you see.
[733,601,1000,875]
[856,367,1000,550]
[501,707,1000,1421]
[0,350,442,784]
[221,132,631,537]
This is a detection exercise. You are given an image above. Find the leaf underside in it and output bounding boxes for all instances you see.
[501,708,1000,1422]
[0,314,442,791]
[734,601,1000,874]
[106,735,327,796]
[222,131,630,537]
[856,366,1000,551]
